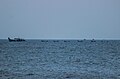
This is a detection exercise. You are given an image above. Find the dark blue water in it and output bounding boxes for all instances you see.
[0,40,120,79]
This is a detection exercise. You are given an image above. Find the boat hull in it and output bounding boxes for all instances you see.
[8,37,25,42]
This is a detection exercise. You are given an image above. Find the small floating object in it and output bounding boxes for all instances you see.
[41,40,44,42]
[45,40,48,42]
[64,40,67,42]
[8,37,25,42]
[63,40,70,42]
[77,40,83,42]
[91,39,96,42]
[41,40,48,42]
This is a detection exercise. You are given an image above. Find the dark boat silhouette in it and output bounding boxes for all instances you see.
[8,37,25,42]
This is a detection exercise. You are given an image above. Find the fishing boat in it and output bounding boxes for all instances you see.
[8,37,25,42]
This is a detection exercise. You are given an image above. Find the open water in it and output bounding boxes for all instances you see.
[0,40,120,79]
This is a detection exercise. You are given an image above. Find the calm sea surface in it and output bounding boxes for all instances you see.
[0,40,120,79]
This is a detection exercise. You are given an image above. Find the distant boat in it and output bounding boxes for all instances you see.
[8,37,25,42]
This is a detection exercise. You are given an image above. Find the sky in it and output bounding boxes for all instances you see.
[0,0,120,39]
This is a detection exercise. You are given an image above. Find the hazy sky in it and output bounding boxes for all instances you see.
[0,0,120,39]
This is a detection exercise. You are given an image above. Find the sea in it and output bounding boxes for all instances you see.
[0,39,120,79]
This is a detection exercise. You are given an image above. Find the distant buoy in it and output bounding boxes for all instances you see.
[91,39,96,42]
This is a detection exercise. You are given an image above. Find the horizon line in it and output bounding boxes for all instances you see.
[0,38,120,40]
